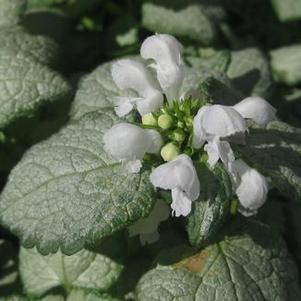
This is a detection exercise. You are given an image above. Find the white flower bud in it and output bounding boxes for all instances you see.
[103,123,162,172]
[233,96,277,126]
[231,159,268,212]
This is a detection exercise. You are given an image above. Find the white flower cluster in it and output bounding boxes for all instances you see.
[103,34,277,242]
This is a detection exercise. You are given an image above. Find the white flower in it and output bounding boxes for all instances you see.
[111,34,184,116]
[204,139,235,171]
[111,59,163,117]
[140,34,184,102]
[128,199,170,245]
[233,97,277,126]
[193,104,247,148]
[193,104,246,171]
[193,98,277,172]
[192,102,270,216]
[103,123,163,173]
[230,159,268,214]
[150,154,200,217]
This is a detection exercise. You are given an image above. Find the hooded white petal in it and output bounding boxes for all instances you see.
[111,59,163,115]
[140,34,184,102]
[135,92,164,116]
[231,159,268,211]
[112,96,136,117]
[233,96,277,126]
[193,105,247,142]
[171,188,192,217]
[103,123,162,163]
[192,105,208,149]
[128,199,170,244]
[204,139,235,170]
[150,154,200,216]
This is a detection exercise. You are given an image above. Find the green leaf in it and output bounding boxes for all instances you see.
[0,0,26,27]
[0,27,59,66]
[271,0,301,22]
[270,44,301,87]
[0,239,21,296]
[102,14,139,58]
[0,297,30,301]
[19,247,123,296]
[26,0,66,10]
[179,66,231,101]
[198,77,243,106]
[0,295,64,301]
[284,201,301,268]
[142,0,219,45]
[136,219,301,300]
[39,295,64,301]
[227,48,272,98]
[23,9,72,43]
[0,47,71,129]
[186,163,232,248]
[0,110,155,255]
[236,121,301,202]
[70,61,135,120]
[185,49,231,73]
[66,289,121,301]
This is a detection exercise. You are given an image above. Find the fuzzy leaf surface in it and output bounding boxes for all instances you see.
[186,49,231,73]
[136,220,301,301]
[0,48,71,129]
[271,0,301,21]
[0,27,59,66]
[70,61,133,120]
[0,0,26,27]
[142,0,226,45]
[237,121,301,202]
[187,163,232,248]
[270,44,301,86]
[0,110,155,254]
[227,48,272,97]
[67,289,121,301]
[20,247,123,296]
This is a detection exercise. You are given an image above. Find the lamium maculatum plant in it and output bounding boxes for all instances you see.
[1,1,301,300]
[103,34,275,243]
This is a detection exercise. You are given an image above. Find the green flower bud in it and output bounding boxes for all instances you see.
[142,113,157,126]
[184,116,193,127]
[177,121,184,128]
[158,114,173,129]
[173,129,185,143]
[160,142,179,161]
[200,152,208,163]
